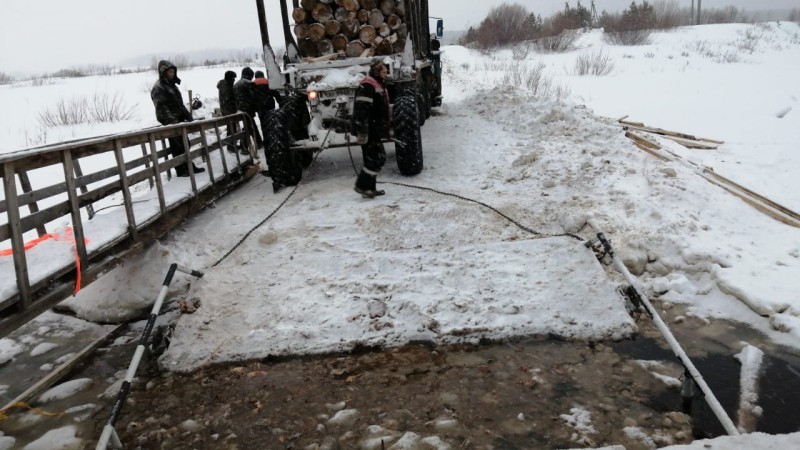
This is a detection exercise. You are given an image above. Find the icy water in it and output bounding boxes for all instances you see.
[1,309,799,449]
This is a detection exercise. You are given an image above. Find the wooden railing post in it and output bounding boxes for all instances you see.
[212,123,230,176]
[112,140,137,239]
[140,143,155,189]
[198,124,216,183]
[62,149,89,272]
[181,126,198,194]
[147,134,167,215]
[2,163,32,309]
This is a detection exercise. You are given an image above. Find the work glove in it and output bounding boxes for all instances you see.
[356,134,368,145]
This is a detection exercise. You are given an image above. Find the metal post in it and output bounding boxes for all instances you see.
[96,263,203,450]
[188,89,193,120]
[587,219,739,436]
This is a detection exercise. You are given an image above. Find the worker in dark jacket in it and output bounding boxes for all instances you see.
[217,70,238,152]
[253,70,282,145]
[150,60,205,177]
[233,67,262,147]
[352,60,390,198]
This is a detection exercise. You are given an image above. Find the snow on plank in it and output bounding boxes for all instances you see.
[162,237,636,372]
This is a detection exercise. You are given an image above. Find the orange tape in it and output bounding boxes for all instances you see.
[0,233,56,256]
[0,227,89,294]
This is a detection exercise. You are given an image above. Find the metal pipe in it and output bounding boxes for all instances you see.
[96,263,204,449]
[587,218,739,436]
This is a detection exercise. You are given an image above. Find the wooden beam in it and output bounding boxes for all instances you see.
[2,163,31,309]
[61,149,89,277]
[17,170,48,237]
[1,324,124,412]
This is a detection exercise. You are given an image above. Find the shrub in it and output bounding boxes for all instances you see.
[652,0,687,29]
[791,8,800,23]
[533,30,580,53]
[500,61,554,96]
[24,126,49,147]
[39,98,90,127]
[51,68,86,78]
[90,92,137,122]
[603,30,652,45]
[39,91,137,127]
[458,4,541,49]
[602,1,656,45]
[0,71,13,85]
[699,6,748,24]
[572,50,615,76]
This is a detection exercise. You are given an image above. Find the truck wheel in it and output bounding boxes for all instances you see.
[280,94,310,141]
[265,109,302,187]
[392,94,423,176]
[299,150,314,168]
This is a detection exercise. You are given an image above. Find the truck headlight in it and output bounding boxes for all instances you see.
[308,90,319,106]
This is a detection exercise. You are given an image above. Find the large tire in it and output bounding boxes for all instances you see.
[280,94,314,168]
[265,109,302,187]
[280,94,311,141]
[392,93,423,176]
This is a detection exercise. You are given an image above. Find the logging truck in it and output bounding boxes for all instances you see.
[255,0,443,186]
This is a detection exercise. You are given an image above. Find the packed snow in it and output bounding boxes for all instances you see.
[1,21,800,449]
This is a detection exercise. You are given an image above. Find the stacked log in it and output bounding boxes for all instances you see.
[293,0,407,59]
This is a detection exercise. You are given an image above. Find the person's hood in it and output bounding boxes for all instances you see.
[157,60,181,84]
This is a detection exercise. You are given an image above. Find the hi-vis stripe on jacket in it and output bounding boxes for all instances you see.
[352,75,390,138]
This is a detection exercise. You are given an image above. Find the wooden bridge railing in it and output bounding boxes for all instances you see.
[0,113,257,337]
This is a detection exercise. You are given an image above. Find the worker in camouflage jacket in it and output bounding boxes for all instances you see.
[217,70,238,152]
[150,60,205,177]
[233,67,262,147]
[352,60,390,198]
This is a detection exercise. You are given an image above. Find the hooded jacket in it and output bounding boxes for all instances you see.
[217,71,237,115]
[150,60,192,125]
[233,67,258,116]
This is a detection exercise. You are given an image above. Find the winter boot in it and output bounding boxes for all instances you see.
[354,169,385,198]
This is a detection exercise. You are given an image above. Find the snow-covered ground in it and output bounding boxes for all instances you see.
[2,22,800,449]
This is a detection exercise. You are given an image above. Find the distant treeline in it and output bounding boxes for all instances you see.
[459,0,800,50]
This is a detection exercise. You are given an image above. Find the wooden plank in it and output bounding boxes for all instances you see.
[1,324,124,412]
[61,149,89,275]
[181,127,198,194]
[198,125,216,184]
[212,123,230,177]
[148,134,167,215]
[618,118,644,127]
[2,163,32,309]
[140,143,155,190]
[622,122,723,146]
[17,170,48,237]
[702,170,800,226]
[113,140,137,239]
[628,132,800,228]
[660,134,719,150]
[71,157,96,219]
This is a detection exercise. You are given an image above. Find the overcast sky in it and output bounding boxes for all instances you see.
[1,0,797,74]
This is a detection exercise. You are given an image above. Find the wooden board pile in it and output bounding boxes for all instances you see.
[293,0,408,59]
[618,116,723,150]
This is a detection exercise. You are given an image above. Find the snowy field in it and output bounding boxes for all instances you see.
[2,21,800,449]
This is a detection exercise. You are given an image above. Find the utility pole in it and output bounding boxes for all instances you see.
[697,0,702,24]
[691,0,695,25]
